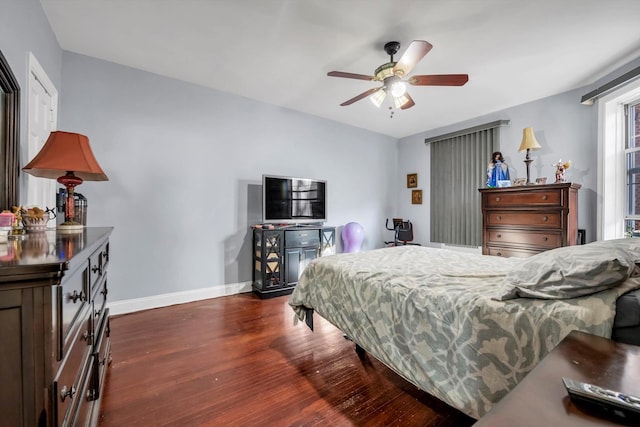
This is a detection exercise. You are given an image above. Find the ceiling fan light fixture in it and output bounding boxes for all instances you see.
[394,93,411,109]
[391,81,406,97]
[370,89,387,108]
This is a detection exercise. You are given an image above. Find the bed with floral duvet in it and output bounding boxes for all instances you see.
[289,239,640,419]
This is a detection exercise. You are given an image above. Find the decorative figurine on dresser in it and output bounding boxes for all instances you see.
[479,183,580,257]
[0,227,113,426]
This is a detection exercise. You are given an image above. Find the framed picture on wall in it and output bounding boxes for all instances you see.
[407,173,418,188]
[412,189,423,204]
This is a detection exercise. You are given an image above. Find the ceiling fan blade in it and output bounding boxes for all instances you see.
[399,93,415,110]
[328,71,375,81]
[340,87,382,106]
[393,40,433,77]
[408,74,469,86]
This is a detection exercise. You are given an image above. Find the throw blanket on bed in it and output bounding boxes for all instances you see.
[289,245,640,419]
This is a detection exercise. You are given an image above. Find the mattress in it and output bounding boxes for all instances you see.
[613,289,640,345]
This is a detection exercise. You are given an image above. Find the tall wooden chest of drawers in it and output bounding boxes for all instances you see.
[479,183,580,257]
[0,227,113,426]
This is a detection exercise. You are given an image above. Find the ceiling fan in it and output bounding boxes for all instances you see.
[328,40,469,110]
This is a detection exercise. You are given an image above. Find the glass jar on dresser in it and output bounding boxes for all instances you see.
[0,227,113,426]
[479,183,580,257]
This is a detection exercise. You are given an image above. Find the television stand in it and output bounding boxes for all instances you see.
[252,225,335,298]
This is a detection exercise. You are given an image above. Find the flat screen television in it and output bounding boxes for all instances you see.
[262,175,327,224]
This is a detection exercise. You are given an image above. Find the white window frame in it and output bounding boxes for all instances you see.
[598,78,640,240]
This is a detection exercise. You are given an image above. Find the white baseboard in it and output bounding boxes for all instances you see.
[106,281,253,316]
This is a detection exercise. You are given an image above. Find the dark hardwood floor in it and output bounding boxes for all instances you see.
[98,293,475,426]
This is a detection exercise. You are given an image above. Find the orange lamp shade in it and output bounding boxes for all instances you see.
[22,131,108,181]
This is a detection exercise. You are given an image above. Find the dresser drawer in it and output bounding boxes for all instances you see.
[487,229,562,249]
[53,308,92,426]
[89,242,108,293]
[487,211,561,228]
[285,229,319,247]
[59,264,89,359]
[484,189,562,207]
[93,310,111,401]
[486,246,541,258]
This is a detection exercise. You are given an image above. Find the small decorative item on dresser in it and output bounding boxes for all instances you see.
[407,173,418,188]
[412,189,423,204]
[535,177,547,185]
[553,159,571,183]
[512,178,526,186]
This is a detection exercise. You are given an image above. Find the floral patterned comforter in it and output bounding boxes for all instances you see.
[289,245,640,419]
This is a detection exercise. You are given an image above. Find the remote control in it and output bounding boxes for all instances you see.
[562,377,640,420]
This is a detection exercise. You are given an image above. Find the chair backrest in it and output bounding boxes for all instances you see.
[395,220,414,243]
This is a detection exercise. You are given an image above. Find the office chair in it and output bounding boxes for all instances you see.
[384,218,420,246]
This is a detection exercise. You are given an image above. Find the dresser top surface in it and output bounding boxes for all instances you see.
[0,227,113,280]
[478,182,581,193]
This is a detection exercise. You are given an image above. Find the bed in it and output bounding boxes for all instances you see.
[289,239,640,419]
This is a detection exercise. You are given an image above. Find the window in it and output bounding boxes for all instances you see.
[625,101,640,235]
[598,78,640,239]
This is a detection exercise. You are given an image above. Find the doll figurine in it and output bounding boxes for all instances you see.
[486,151,510,187]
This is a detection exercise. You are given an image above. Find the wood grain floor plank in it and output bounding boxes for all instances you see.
[98,293,474,426]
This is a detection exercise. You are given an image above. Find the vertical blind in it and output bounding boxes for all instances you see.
[426,120,508,247]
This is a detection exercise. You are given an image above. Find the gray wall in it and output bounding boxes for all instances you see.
[59,52,397,302]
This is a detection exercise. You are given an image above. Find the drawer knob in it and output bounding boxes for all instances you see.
[496,215,502,221]
[92,264,102,275]
[496,234,502,238]
[543,237,548,241]
[495,196,501,202]
[542,195,548,200]
[82,330,94,344]
[542,216,549,222]
[60,385,76,402]
[496,252,502,256]
[69,290,86,304]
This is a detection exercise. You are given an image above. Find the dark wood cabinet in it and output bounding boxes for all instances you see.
[479,183,580,257]
[0,227,113,426]
[253,226,335,298]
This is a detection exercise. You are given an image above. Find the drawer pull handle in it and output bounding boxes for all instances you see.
[82,330,94,344]
[542,216,549,222]
[102,250,109,262]
[69,290,86,303]
[496,252,502,256]
[543,237,548,241]
[542,195,548,200]
[101,287,109,297]
[60,385,76,402]
[495,196,501,202]
[95,308,102,318]
[92,265,102,275]
[496,234,502,238]
[496,216,502,221]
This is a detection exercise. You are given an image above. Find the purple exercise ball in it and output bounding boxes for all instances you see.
[342,222,364,253]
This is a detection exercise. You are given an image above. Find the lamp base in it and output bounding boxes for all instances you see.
[57,222,84,233]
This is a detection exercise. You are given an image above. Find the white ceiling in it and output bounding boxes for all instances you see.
[40,0,640,139]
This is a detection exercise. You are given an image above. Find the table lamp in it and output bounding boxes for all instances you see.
[518,127,542,185]
[23,131,108,231]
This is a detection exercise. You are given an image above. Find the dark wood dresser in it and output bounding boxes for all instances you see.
[0,227,113,426]
[479,183,580,257]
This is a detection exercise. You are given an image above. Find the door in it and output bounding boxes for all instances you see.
[26,53,58,210]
